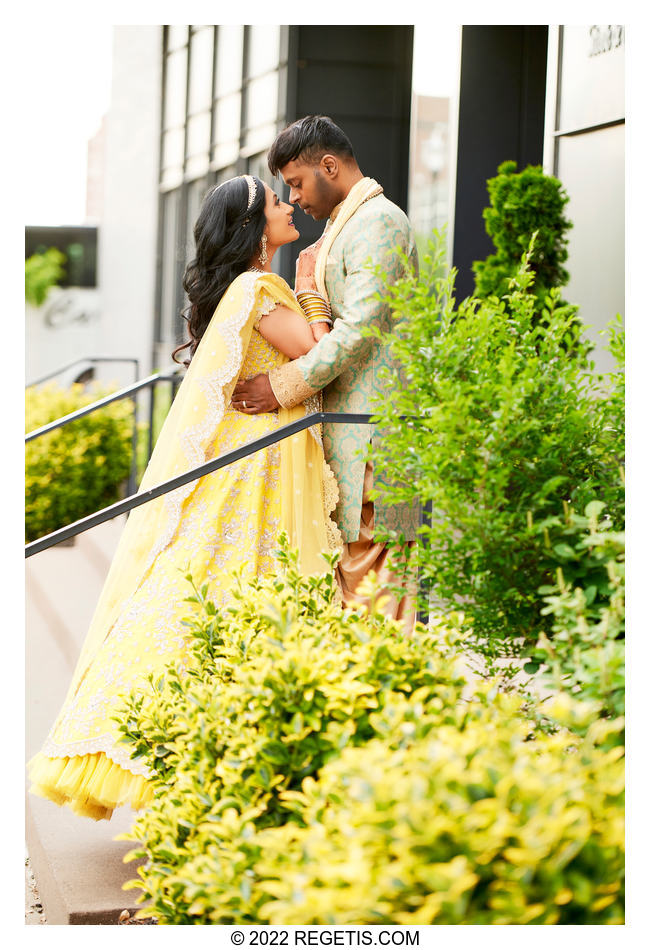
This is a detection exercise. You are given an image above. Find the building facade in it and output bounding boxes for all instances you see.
[90,23,624,387]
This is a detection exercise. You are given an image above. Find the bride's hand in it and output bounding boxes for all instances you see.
[295,235,325,295]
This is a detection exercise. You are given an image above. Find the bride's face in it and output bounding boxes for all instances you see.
[262,183,300,250]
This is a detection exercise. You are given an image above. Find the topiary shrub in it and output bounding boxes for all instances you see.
[472,160,572,315]
[25,382,133,541]
[366,238,624,656]
[116,542,624,925]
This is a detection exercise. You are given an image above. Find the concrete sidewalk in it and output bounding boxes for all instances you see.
[25,516,146,925]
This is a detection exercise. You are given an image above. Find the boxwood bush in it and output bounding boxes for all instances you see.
[472,160,572,318]
[25,382,133,541]
[116,541,624,925]
[250,705,623,925]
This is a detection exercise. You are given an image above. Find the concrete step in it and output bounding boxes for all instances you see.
[76,513,126,572]
[26,794,142,925]
[26,514,146,925]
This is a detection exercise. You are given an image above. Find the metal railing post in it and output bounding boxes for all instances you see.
[416,498,433,627]
[147,384,156,465]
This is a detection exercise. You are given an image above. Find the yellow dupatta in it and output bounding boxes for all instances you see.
[64,270,340,702]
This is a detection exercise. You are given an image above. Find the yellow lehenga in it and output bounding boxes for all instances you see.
[28,271,341,820]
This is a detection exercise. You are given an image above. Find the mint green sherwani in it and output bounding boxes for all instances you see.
[270,192,420,543]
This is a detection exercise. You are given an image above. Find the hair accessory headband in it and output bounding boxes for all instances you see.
[243,174,257,210]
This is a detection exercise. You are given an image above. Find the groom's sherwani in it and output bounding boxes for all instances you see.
[269,185,420,550]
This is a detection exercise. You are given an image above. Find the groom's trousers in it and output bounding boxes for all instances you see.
[335,461,416,631]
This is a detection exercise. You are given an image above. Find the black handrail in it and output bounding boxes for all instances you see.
[26,357,140,390]
[26,361,182,497]
[25,369,182,442]
[24,412,374,558]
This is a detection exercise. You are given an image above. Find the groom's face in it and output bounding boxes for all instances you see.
[279,158,339,221]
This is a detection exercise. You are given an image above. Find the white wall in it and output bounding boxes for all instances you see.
[97,26,162,389]
[544,25,625,376]
[25,288,102,387]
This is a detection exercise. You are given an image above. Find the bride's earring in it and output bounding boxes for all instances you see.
[259,234,268,266]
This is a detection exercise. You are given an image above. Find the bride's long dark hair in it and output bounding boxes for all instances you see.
[172,175,266,365]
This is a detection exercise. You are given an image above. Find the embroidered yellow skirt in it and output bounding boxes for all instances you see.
[29,412,337,819]
[29,273,340,821]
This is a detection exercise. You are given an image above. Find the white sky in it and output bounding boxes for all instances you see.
[23,24,113,225]
[412,23,461,98]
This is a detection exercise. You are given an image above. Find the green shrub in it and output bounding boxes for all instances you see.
[25,382,133,541]
[472,160,572,314]
[117,543,624,925]
[366,238,624,655]
[25,248,66,307]
[525,501,624,732]
[116,542,469,922]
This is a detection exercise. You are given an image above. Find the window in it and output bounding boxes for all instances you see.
[156,25,291,348]
[408,24,460,259]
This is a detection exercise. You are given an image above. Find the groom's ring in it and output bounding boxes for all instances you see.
[242,400,248,408]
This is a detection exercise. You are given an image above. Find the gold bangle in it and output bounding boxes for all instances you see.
[297,291,332,320]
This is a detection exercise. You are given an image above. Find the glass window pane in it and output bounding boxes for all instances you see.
[162,127,185,172]
[216,165,238,185]
[213,140,239,169]
[188,27,214,115]
[160,189,181,342]
[215,25,244,96]
[247,25,281,77]
[408,23,459,254]
[185,177,211,259]
[244,122,277,154]
[187,111,211,158]
[247,153,274,187]
[186,153,210,179]
[160,167,184,192]
[213,92,241,148]
[245,72,278,130]
[164,47,188,129]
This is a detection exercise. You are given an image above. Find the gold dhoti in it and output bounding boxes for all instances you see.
[335,461,416,629]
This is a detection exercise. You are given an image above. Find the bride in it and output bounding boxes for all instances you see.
[28,174,341,820]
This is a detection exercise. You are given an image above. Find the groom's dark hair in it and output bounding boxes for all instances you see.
[267,115,356,175]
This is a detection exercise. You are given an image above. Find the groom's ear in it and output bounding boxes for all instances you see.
[320,154,339,179]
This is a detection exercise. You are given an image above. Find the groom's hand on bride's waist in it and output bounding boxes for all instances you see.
[232,374,280,413]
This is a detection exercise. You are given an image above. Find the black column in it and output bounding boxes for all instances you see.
[278,25,414,280]
[452,25,548,300]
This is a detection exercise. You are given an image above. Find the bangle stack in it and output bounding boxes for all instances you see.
[297,291,333,327]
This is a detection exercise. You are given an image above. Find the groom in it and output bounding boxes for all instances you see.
[232,115,419,621]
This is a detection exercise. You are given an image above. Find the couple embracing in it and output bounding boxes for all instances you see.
[28,115,420,821]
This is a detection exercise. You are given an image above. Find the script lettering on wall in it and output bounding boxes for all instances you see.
[588,25,624,57]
